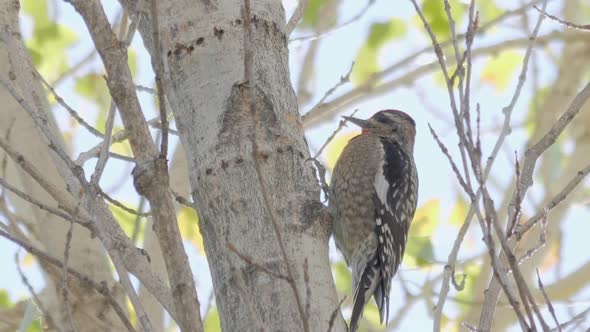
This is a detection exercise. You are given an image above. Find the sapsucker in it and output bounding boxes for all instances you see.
[330,110,419,331]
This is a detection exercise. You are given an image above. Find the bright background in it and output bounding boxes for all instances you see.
[1,0,589,331]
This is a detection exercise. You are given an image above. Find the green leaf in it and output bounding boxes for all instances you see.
[301,0,332,28]
[204,307,221,332]
[128,49,138,76]
[0,290,11,308]
[108,202,140,239]
[359,301,383,330]
[478,0,502,22]
[22,0,50,28]
[177,206,204,255]
[448,196,469,227]
[25,320,42,332]
[75,74,111,130]
[454,262,482,312]
[480,51,522,91]
[24,0,78,81]
[411,199,440,236]
[421,0,465,40]
[405,235,435,267]
[352,19,407,84]
[332,261,352,295]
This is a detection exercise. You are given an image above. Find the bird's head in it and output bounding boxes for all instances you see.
[343,110,416,151]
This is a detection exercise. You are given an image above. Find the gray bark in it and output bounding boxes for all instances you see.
[0,1,126,331]
[120,0,346,330]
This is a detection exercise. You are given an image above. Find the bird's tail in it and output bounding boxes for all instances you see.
[349,259,381,332]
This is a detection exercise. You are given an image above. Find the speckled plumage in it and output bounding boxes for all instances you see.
[330,110,418,331]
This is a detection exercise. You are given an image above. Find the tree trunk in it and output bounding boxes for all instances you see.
[120,0,345,330]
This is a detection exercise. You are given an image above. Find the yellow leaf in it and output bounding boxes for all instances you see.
[203,307,221,332]
[111,139,132,157]
[126,297,137,328]
[540,242,558,272]
[325,131,360,171]
[411,199,440,236]
[448,198,469,227]
[21,253,35,268]
[177,206,205,255]
[480,51,522,91]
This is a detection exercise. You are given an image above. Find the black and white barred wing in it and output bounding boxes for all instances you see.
[372,138,413,323]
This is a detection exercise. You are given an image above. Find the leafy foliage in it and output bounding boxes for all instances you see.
[23,0,78,81]
[480,51,522,91]
[352,19,407,84]
[420,0,464,40]
[177,206,205,255]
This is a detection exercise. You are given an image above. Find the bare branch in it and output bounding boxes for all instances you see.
[35,71,103,138]
[285,0,308,37]
[536,269,561,331]
[534,6,590,30]
[65,1,202,329]
[519,162,590,237]
[290,0,375,43]
[305,62,354,118]
[61,221,78,332]
[100,188,151,217]
[1,229,136,332]
[327,297,346,332]
[150,0,169,159]
[14,252,63,332]
[313,108,358,159]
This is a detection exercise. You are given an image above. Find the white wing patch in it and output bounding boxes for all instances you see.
[374,170,390,213]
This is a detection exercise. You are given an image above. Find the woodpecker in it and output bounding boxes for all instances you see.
[330,110,418,331]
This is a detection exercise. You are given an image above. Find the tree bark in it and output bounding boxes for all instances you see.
[120,0,345,330]
[0,1,126,331]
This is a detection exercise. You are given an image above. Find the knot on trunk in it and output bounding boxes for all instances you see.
[132,158,170,198]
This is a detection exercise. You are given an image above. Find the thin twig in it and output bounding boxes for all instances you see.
[290,0,375,43]
[327,297,346,332]
[150,0,169,159]
[313,108,358,159]
[1,229,137,332]
[35,71,104,138]
[550,306,590,331]
[301,0,561,128]
[92,102,117,185]
[533,6,590,30]
[305,62,355,117]
[0,177,92,230]
[536,269,562,331]
[14,252,63,332]
[285,0,308,36]
[519,162,590,237]
[100,188,151,217]
[62,221,78,332]
[518,210,547,265]
[226,243,291,281]
[481,194,531,331]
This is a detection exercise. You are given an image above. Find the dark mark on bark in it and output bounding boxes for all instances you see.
[214,27,224,40]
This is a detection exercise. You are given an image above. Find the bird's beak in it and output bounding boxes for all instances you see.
[342,115,367,128]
